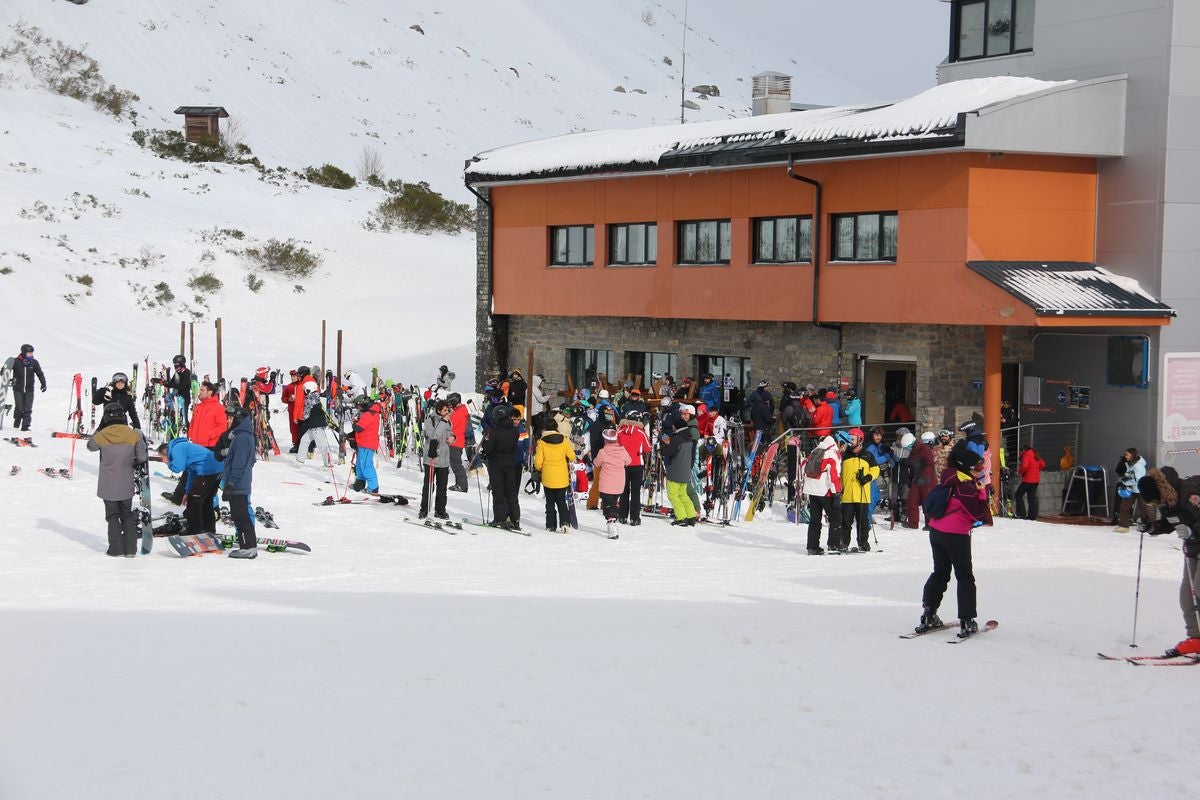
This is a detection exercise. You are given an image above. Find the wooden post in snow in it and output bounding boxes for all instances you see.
[215,318,223,382]
[321,320,327,382]
[179,321,186,356]
[336,329,343,385]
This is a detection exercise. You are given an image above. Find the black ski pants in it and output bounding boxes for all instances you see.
[840,501,871,549]
[1014,482,1039,520]
[419,465,448,516]
[922,530,977,621]
[619,465,644,522]
[806,494,839,550]
[185,473,221,534]
[545,487,569,529]
[103,498,138,556]
[228,494,256,549]
[488,460,518,525]
[12,389,34,430]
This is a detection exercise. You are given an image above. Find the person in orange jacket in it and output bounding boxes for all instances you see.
[1014,445,1045,520]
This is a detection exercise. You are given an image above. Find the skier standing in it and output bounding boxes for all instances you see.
[803,433,843,555]
[1014,445,1044,520]
[351,396,381,493]
[748,381,775,440]
[917,448,990,636]
[446,393,470,492]
[838,429,878,551]
[91,371,141,430]
[617,413,651,526]
[843,388,863,426]
[905,431,938,529]
[534,418,576,532]
[482,405,520,530]
[592,427,632,539]
[223,404,258,559]
[10,344,45,431]
[160,435,223,536]
[418,400,453,520]
[166,355,193,428]
[162,380,227,505]
[294,382,336,467]
[661,414,698,526]
[86,402,147,557]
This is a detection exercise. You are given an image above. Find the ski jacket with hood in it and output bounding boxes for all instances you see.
[802,435,842,497]
[591,441,632,494]
[353,402,382,450]
[222,414,256,495]
[534,431,576,490]
[188,394,227,447]
[87,422,147,501]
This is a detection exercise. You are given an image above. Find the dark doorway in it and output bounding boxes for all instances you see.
[884,369,915,423]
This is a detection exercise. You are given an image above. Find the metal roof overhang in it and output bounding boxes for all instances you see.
[465,75,1128,187]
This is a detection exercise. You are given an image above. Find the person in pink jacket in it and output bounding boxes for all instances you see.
[592,428,632,539]
[916,448,991,638]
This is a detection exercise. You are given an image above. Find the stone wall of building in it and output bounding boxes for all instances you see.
[473,189,506,391]
[499,314,1035,429]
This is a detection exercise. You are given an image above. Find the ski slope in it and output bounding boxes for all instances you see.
[0,418,1189,799]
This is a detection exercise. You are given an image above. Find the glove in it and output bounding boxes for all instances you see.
[1185,536,1200,559]
[104,387,113,401]
[40,385,46,393]
[856,472,872,486]
[427,440,439,459]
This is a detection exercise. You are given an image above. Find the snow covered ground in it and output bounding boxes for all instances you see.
[0,416,1189,799]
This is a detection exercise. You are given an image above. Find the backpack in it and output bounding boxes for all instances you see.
[803,445,827,479]
[923,481,954,520]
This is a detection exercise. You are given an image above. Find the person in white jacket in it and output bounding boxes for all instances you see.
[803,433,845,555]
[1115,447,1148,532]
[343,370,369,398]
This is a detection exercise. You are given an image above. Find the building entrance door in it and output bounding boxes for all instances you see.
[861,358,916,426]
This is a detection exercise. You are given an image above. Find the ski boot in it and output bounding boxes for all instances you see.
[606,519,619,540]
[228,546,258,560]
[915,608,944,634]
[958,618,979,638]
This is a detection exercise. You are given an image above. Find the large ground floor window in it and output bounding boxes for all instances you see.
[697,355,751,413]
[568,348,615,392]
[628,351,678,389]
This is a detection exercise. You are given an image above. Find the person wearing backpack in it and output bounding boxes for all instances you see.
[803,433,843,554]
[916,448,991,637]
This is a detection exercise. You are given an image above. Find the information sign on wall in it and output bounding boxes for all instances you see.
[1067,385,1090,410]
[1163,352,1200,442]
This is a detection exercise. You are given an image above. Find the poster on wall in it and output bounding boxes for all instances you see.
[1163,352,1200,442]
[1067,385,1090,410]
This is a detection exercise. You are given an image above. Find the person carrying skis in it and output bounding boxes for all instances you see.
[592,427,632,539]
[166,355,193,428]
[222,403,258,559]
[916,447,990,637]
[87,402,148,557]
[91,371,141,430]
[351,395,382,494]
[10,343,46,431]
[482,405,521,530]
[803,433,843,555]
[419,399,453,520]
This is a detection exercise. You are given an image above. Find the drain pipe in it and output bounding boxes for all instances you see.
[464,176,508,382]
[787,156,844,381]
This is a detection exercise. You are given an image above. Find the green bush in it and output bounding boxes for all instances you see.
[304,163,356,190]
[367,180,473,234]
[243,239,321,279]
[187,272,222,293]
[130,130,264,168]
[245,272,264,293]
[71,273,93,287]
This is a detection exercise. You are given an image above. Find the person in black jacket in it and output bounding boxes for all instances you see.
[224,405,258,558]
[749,381,775,438]
[166,355,193,428]
[506,369,528,409]
[10,344,46,431]
[92,371,141,430]
[482,405,521,530]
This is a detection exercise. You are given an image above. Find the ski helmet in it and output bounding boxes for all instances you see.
[598,389,610,399]
[920,431,936,445]
[19,344,33,354]
[834,430,853,446]
[704,435,719,452]
[172,355,186,367]
[757,380,768,389]
[101,402,126,426]
[112,372,129,384]
[227,403,250,423]
[447,392,461,405]
[255,367,269,379]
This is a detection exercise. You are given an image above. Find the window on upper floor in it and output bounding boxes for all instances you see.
[609,222,658,266]
[753,216,813,264]
[678,219,731,265]
[831,212,898,262]
[550,225,594,266]
[952,0,1034,61]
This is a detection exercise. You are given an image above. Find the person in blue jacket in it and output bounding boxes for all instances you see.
[698,373,721,413]
[223,405,258,558]
[866,426,894,519]
[843,387,863,426]
[159,433,223,535]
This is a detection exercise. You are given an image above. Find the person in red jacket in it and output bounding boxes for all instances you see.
[810,392,833,438]
[352,396,381,493]
[617,416,652,525]
[161,381,227,505]
[280,370,299,452]
[1014,445,1044,520]
[905,431,938,529]
[447,392,469,491]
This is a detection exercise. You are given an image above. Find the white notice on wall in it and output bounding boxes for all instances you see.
[1022,375,1042,406]
[1163,352,1200,442]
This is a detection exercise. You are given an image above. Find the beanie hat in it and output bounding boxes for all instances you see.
[101,402,126,426]
[680,404,696,415]
[825,390,837,400]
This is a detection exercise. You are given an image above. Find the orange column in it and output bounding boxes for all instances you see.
[984,326,1002,498]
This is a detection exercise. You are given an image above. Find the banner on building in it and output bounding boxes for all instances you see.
[1163,352,1200,442]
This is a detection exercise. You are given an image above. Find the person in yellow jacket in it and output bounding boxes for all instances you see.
[533,419,577,532]
[838,428,879,552]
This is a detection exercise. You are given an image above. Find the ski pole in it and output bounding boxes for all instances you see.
[1130,525,1145,648]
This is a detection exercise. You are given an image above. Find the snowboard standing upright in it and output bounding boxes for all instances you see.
[134,453,153,554]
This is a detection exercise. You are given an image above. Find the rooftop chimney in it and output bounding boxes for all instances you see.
[752,71,792,116]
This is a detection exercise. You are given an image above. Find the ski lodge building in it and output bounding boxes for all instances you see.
[466,0,1200,479]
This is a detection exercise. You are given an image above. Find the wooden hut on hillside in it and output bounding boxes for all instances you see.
[173,106,229,144]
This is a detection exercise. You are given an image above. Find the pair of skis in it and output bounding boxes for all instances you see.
[898,619,999,642]
[1096,651,1200,667]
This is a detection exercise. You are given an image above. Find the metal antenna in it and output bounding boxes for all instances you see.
[679,0,689,124]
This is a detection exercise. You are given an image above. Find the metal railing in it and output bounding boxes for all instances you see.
[1000,422,1080,473]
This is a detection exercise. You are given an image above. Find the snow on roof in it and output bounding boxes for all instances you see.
[967,262,1175,317]
[467,76,1073,181]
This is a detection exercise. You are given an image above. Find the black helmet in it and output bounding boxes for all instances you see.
[354,395,373,410]
[227,403,250,423]
[101,402,126,425]
[447,392,461,405]
[439,365,448,374]
[19,344,33,354]
[172,355,186,367]
[112,372,129,384]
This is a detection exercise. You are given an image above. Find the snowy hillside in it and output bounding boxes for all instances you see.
[0,0,945,386]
